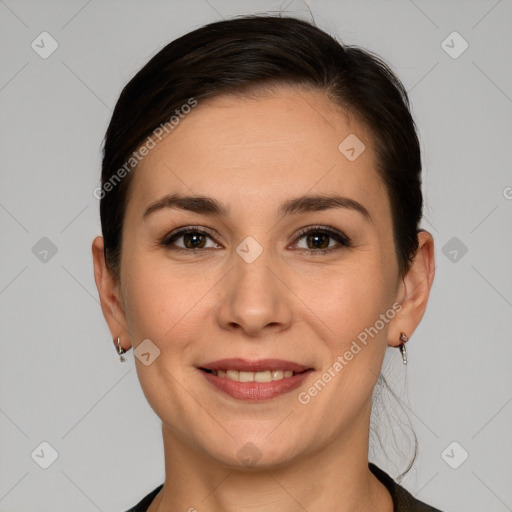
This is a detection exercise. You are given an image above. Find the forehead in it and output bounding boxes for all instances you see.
[127,86,389,221]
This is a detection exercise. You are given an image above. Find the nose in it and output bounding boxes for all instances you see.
[216,249,293,338]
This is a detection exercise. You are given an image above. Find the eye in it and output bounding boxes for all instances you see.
[161,226,221,251]
[160,225,351,254]
[293,226,351,254]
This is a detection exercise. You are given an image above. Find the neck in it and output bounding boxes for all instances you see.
[148,411,393,512]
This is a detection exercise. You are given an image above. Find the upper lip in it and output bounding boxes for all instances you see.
[199,358,311,373]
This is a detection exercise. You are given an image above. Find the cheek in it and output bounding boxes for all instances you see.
[120,247,224,357]
[120,254,207,418]
[122,246,395,350]
[299,266,393,401]
[120,251,188,342]
[293,254,394,342]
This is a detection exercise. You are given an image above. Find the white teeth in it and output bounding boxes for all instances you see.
[254,371,272,382]
[271,370,283,380]
[239,371,253,382]
[212,369,296,382]
[226,370,239,381]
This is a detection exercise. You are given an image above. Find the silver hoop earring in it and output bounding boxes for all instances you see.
[399,332,408,365]
[116,337,127,363]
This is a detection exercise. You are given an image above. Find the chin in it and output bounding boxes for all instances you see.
[198,430,310,471]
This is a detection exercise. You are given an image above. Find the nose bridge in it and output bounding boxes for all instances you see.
[232,243,279,310]
[234,251,276,301]
[217,240,292,336]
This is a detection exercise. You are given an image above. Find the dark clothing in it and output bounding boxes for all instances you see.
[123,463,444,511]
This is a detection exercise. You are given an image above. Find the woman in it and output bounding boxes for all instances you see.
[92,14,440,512]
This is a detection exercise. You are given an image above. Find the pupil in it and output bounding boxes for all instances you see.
[184,233,205,249]
[308,233,329,249]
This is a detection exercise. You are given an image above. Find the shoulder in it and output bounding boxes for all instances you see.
[121,483,163,512]
[369,463,445,512]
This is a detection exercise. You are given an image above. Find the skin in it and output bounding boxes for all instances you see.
[92,86,434,512]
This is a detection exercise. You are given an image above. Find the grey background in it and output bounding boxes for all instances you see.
[1,0,511,511]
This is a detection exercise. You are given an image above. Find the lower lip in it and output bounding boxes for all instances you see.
[200,369,313,401]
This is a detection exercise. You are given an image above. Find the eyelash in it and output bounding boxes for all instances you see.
[160,225,351,255]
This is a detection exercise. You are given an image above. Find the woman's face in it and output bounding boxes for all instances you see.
[113,86,406,467]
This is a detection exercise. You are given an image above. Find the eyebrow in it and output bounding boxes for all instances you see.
[142,193,372,222]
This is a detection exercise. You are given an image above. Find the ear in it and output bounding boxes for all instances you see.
[388,230,435,347]
[91,236,131,353]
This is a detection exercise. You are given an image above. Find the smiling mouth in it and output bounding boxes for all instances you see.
[198,366,313,401]
[197,358,314,400]
[199,368,302,382]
